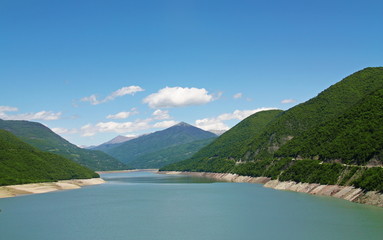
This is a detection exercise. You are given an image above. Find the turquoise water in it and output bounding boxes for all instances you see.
[1,171,382,240]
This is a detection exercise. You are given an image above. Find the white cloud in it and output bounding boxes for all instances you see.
[213,91,223,100]
[152,109,171,120]
[106,86,144,100]
[195,118,230,131]
[81,94,100,105]
[79,115,180,137]
[80,119,152,136]
[52,127,69,134]
[233,93,243,99]
[153,120,178,128]
[22,111,62,121]
[80,124,97,137]
[0,106,62,121]
[52,127,78,135]
[125,134,138,138]
[281,99,297,104]
[106,108,139,119]
[81,85,144,105]
[0,106,18,112]
[143,87,214,108]
[195,107,278,131]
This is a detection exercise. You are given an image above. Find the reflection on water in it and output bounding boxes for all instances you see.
[101,171,217,184]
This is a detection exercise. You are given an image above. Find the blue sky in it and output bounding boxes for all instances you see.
[1,0,382,146]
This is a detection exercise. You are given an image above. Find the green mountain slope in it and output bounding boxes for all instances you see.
[0,119,129,171]
[103,122,217,168]
[128,137,216,169]
[246,67,383,160]
[276,88,383,165]
[161,67,383,192]
[0,130,98,186]
[161,110,282,172]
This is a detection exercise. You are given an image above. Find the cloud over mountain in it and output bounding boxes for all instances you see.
[281,99,297,104]
[152,109,171,120]
[196,107,278,131]
[143,87,214,108]
[0,106,62,121]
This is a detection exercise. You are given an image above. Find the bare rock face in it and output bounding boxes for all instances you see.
[355,191,383,207]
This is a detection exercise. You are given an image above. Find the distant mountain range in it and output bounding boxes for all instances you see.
[89,135,138,152]
[0,129,98,186]
[161,67,383,193]
[0,119,130,171]
[97,122,217,168]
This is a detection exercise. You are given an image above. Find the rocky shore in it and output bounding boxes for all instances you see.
[160,171,383,208]
[0,178,105,198]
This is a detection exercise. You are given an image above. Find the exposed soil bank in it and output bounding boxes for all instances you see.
[160,171,383,208]
[0,178,105,199]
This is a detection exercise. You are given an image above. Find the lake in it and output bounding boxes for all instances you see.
[1,171,382,240]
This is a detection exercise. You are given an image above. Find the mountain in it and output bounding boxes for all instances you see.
[102,122,217,168]
[91,135,137,152]
[243,67,383,160]
[276,88,383,165]
[127,138,216,169]
[161,110,282,172]
[161,67,383,193]
[0,119,130,171]
[0,129,98,186]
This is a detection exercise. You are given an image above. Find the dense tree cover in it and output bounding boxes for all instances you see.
[190,110,282,160]
[276,88,383,164]
[0,130,98,186]
[353,167,383,192]
[128,138,216,169]
[0,119,129,170]
[161,68,383,193]
[103,122,217,167]
[245,67,383,160]
[278,160,344,185]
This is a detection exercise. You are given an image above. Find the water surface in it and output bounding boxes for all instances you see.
[1,171,382,240]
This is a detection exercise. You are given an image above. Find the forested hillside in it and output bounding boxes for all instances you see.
[102,122,217,168]
[0,119,129,171]
[162,110,282,172]
[161,67,383,192]
[276,88,383,165]
[0,130,98,186]
[245,67,383,160]
[128,137,216,169]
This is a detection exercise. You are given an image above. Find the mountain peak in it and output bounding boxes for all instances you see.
[174,122,192,127]
[105,135,136,145]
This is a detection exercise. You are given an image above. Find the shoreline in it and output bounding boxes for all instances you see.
[159,171,383,208]
[0,178,105,199]
[96,169,159,174]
